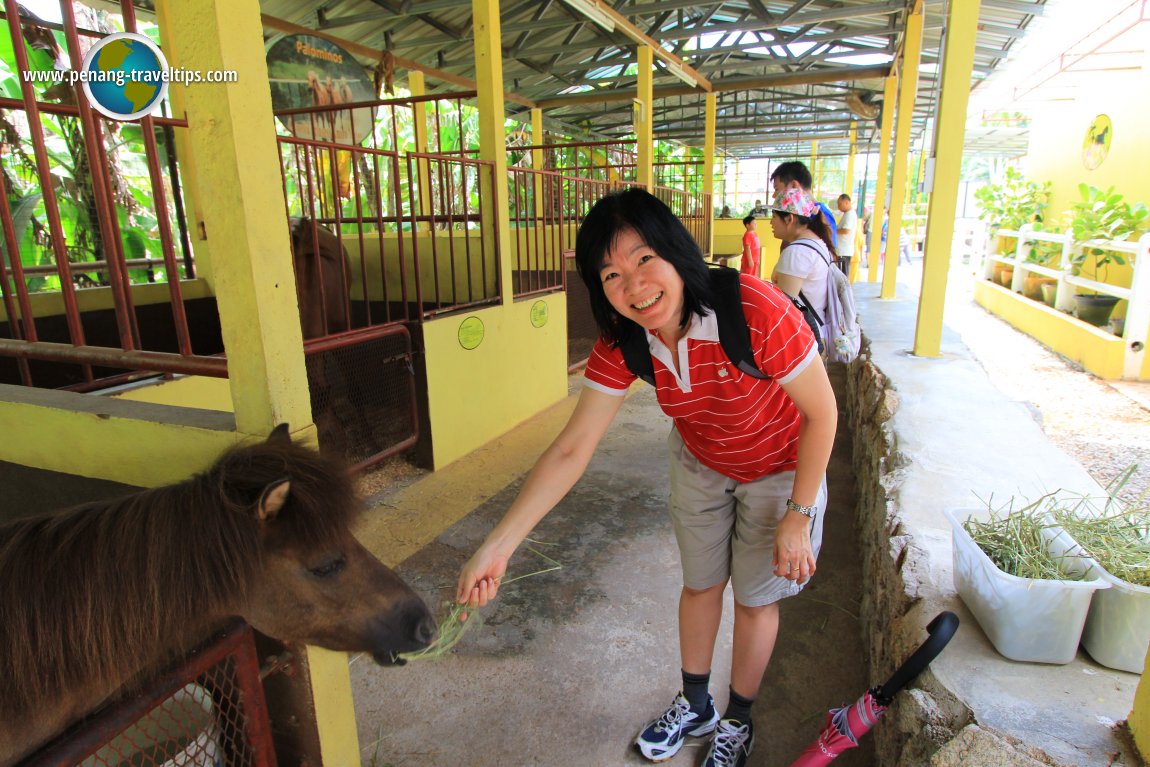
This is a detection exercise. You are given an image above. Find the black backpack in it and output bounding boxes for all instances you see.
[618,267,823,386]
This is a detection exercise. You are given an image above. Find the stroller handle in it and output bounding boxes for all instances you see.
[876,611,959,702]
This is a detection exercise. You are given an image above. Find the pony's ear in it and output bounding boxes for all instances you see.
[257,478,291,521]
[267,424,292,445]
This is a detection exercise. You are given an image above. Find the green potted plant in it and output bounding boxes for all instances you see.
[1067,183,1149,326]
[974,168,1052,283]
[1021,222,1062,302]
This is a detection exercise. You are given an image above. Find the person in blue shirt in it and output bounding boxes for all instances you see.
[769,161,837,250]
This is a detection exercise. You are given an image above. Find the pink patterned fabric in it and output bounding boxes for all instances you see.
[772,187,819,217]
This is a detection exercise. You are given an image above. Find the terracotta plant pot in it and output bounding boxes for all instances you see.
[998,267,1014,287]
[1023,275,1055,302]
[1041,282,1058,307]
[1073,294,1120,327]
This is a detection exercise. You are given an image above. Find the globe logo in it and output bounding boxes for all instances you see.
[80,32,169,121]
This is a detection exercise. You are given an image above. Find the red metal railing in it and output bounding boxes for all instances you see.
[0,0,209,389]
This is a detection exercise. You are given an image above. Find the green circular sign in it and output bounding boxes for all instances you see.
[457,316,485,350]
[530,300,549,328]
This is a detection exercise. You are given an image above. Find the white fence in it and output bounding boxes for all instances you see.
[983,225,1149,379]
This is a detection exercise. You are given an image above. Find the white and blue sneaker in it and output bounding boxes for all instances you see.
[702,718,754,767]
[635,692,719,762]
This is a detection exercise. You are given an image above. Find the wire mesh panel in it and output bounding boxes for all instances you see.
[27,622,273,767]
[304,325,418,472]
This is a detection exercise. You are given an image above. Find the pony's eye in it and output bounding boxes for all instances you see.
[308,556,346,578]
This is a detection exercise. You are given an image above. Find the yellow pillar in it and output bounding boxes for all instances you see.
[704,93,717,256]
[881,0,923,299]
[472,0,514,303]
[914,0,978,357]
[1133,643,1150,757]
[156,0,310,438]
[532,108,546,221]
[408,70,434,232]
[846,123,857,200]
[156,2,353,766]
[153,8,211,285]
[636,46,654,189]
[811,141,820,197]
[867,74,897,284]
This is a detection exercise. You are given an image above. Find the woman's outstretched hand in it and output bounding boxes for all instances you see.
[457,545,511,609]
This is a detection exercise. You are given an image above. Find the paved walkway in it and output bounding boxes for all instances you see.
[351,366,873,767]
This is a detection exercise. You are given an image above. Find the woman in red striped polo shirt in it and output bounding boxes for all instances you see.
[457,188,837,767]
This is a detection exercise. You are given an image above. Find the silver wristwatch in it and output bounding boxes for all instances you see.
[786,498,817,518]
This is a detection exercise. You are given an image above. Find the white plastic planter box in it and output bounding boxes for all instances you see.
[945,509,1109,664]
[1045,528,1150,674]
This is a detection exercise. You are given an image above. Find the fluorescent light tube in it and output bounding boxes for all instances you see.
[561,0,616,32]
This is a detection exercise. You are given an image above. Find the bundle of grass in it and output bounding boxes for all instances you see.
[963,493,1067,580]
[399,539,563,662]
[1048,467,1150,588]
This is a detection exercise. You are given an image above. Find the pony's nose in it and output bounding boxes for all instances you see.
[413,612,437,646]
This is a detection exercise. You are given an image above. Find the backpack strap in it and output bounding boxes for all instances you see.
[786,238,834,269]
[618,327,656,386]
[710,267,769,380]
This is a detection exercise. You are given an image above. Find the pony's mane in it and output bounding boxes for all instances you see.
[0,438,361,720]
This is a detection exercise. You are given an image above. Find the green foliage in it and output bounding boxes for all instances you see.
[1067,183,1150,276]
[973,166,1051,235]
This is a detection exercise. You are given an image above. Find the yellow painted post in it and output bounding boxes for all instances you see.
[914,0,978,357]
[532,108,545,221]
[636,46,654,189]
[408,70,433,232]
[472,0,514,303]
[1132,643,1150,758]
[846,123,857,200]
[704,93,717,256]
[881,0,923,299]
[152,8,211,285]
[867,74,897,284]
[156,0,310,439]
[155,1,354,765]
[811,140,820,197]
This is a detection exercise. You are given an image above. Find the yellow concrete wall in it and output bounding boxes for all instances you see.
[0,384,238,486]
[345,231,497,302]
[973,280,1125,379]
[712,218,781,280]
[0,280,212,321]
[1024,32,1150,217]
[1023,26,1148,293]
[421,296,568,469]
[1133,642,1150,759]
[111,376,234,412]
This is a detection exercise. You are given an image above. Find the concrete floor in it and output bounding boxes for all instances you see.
[348,255,1148,766]
[351,366,875,767]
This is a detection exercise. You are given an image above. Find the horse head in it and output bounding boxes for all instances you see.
[235,425,435,663]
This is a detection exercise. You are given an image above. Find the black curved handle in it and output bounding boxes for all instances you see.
[875,611,960,703]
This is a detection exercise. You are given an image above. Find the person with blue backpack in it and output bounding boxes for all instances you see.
[457,188,838,767]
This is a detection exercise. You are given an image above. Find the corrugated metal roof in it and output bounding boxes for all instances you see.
[257,0,1048,157]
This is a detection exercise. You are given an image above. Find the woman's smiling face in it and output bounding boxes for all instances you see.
[599,227,685,336]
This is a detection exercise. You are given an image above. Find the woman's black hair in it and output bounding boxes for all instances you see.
[774,208,839,260]
[574,188,713,347]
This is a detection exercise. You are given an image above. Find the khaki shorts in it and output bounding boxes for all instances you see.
[667,427,827,607]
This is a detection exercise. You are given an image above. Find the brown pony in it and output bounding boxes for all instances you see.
[289,216,352,340]
[0,425,435,767]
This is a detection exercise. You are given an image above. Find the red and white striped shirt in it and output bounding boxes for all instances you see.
[584,274,818,482]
